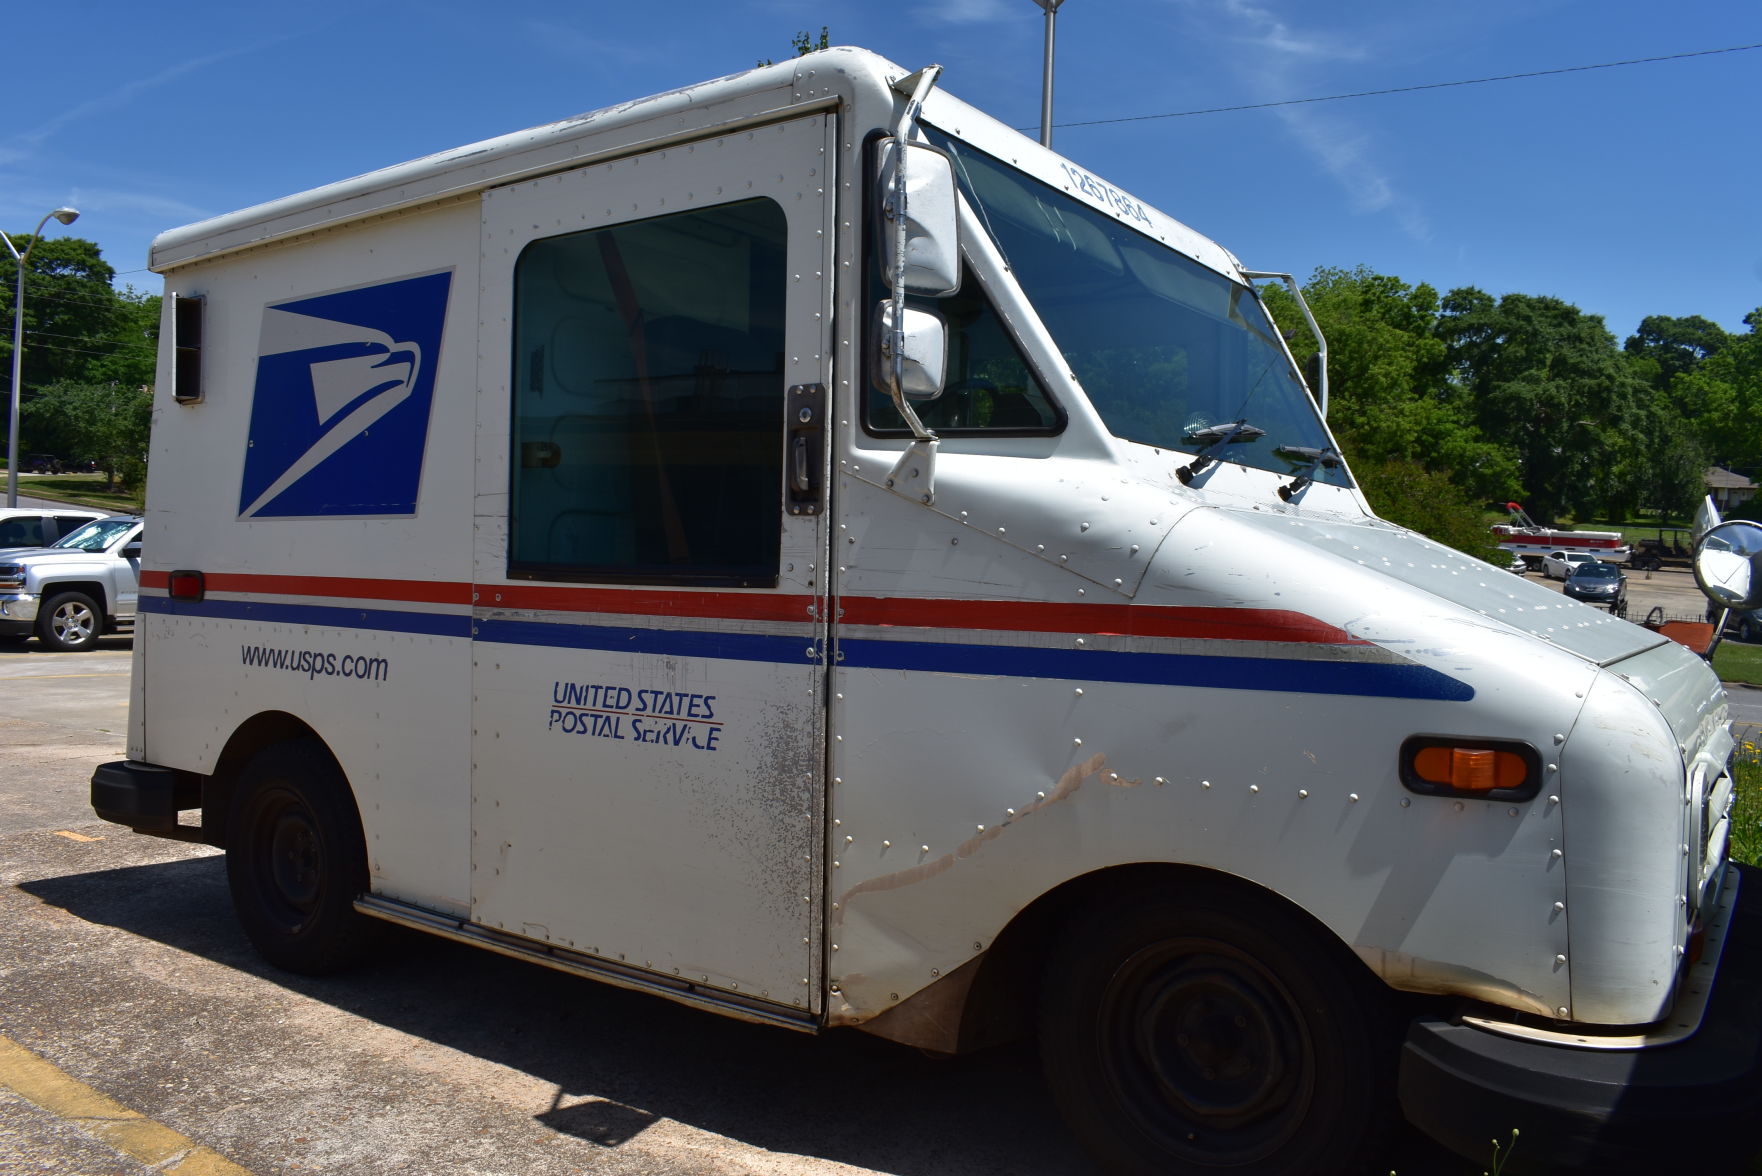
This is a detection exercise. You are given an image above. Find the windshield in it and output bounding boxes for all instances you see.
[1573,563,1620,580]
[53,518,136,552]
[922,127,1347,486]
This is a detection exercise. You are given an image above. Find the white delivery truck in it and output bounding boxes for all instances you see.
[91,47,1761,1175]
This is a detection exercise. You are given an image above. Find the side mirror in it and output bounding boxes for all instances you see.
[872,301,947,401]
[1694,520,1762,610]
[121,543,143,560]
[878,140,960,297]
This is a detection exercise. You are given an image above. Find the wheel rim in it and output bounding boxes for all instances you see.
[250,788,324,931]
[51,601,96,645]
[1100,939,1313,1164]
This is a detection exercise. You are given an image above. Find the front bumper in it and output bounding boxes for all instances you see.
[0,593,39,631]
[1400,862,1762,1173]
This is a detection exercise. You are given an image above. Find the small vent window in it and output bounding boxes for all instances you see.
[172,293,203,404]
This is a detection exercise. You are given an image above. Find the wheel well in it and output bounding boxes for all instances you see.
[38,580,109,617]
[199,712,337,848]
[952,863,1378,1053]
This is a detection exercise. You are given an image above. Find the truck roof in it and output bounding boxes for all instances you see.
[149,50,868,272]
[151,46,1238,281]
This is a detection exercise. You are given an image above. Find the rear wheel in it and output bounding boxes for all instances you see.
[226,740,379,974]
[35,590,102,652]
[1039,882,1397,1176]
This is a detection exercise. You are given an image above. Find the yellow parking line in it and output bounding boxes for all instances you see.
[0,1035,253,1175]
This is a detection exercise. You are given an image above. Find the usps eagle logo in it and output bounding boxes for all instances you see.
[237,271,452,519]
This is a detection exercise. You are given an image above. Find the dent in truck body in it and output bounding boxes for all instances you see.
[826,443,1616,1026]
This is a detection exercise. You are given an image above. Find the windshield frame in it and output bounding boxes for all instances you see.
[917,121,1349,488]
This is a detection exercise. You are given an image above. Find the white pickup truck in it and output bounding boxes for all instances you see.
[0,514,142,650]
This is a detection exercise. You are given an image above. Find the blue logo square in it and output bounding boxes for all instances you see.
[238,270,452,518]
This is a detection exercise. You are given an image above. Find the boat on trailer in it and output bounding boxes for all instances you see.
[1491,502,1631,562]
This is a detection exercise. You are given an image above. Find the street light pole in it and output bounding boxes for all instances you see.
[1032,0,1066,148]
[4,206,80,508]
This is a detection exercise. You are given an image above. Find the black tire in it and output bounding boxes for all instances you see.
[226,740,379,974]
[1039,882,1396,1176]
[35,590,102,652]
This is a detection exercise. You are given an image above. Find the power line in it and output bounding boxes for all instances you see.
[6,285,156,314]
[1047,42,1762,130]
[24,329,155,354]
[11,338,155,362]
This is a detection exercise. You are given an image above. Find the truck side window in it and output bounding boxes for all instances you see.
[866,264,1062,436]
[0,518,47,547]
[508,199,787,587]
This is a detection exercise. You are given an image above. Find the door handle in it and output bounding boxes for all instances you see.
[786,383,825,517]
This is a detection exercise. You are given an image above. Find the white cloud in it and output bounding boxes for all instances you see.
[520,21,659,64]
[1215,0,1368,62]
[10,38,289,156]
[1169,0,1427,240]
[68,189,211,225]
[916,0,1016,25]
[1276,104,1430,241]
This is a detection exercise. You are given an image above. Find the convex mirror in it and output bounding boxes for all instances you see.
[1694,520,1762,610]
[878,140,960,297]
[872,301,948,401]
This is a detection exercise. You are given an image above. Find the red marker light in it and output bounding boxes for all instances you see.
[167,570,205,602]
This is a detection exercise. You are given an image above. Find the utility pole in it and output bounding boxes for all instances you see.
[1032,0,1066,148]
[5,207,81,507]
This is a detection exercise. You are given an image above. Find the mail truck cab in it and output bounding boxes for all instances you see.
[93,48,1760,1174]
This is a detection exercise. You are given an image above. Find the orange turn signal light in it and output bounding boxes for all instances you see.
[1401,737,1540,801]
[1411,746,1528,792]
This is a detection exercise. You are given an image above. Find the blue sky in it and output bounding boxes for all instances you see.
[5,0,1758,344]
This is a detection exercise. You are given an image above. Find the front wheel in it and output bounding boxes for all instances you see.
[1039,882,1397,1176]
[226,740,379,974]
[36,590,102,652]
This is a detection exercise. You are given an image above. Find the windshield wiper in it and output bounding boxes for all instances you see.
[1274,444,1342,502]
[1176,419,1266,485]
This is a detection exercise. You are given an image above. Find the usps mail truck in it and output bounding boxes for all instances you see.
[91,48,1762,1175]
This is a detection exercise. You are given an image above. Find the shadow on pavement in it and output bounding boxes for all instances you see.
[22,854,1094,1176]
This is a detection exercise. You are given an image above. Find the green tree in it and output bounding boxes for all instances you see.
[1675,309,1762,472]
[0,236,133,391]
[1,235,158,462]
[1436,289,1647,522]
[757,26,830,66]
[1624,314,1728,388]
[1267,266,1518,503]
[1353,458,1508,563]
[21,380,153,491]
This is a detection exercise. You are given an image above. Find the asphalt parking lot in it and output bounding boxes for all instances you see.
[0,566,1748,1175]
[0,642,1114,1176]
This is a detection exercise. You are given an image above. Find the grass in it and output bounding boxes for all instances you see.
[2,472,142,514]
[1734,754,1762,868]
[1715,642,1762,687]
